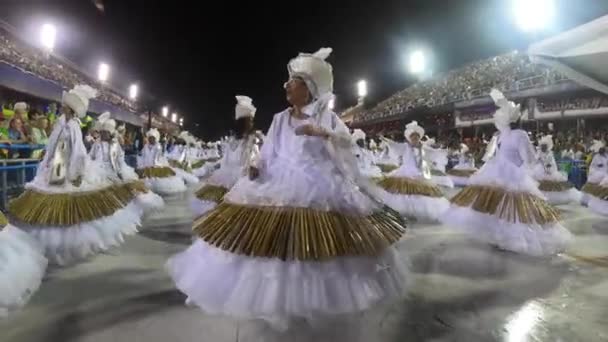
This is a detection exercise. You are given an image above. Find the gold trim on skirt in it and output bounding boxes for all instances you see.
[168,160,192,172]
[191,160,206,169]
[450,185,560,225]
[377,177,443,197]
[8,181,147,227]
[195,184,228,203]
[582,183,602,197]
[431,170,446,176]
[538,180,574,192]
[376,163,398,173]
[581,183,608,199]
[194,202,407,261]
[137,167,176,178]
[446,169,476,177]
[0,211,7,229]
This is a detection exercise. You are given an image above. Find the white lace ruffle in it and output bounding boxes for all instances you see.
[167,239,409,322]
[0,226,47,317]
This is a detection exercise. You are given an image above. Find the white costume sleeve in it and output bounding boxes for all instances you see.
[68,119,88,181]
[518,131,537,168]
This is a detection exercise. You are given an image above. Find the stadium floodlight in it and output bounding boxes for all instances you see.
[162,106,169,117]
[357,80,368,98]
[129,84,138,100]
[409,50,426,75]
[171,113,177,123]
[98,63,110,82]
[512,0,555,32]
[40,24,56,51]
[179,117,184,127]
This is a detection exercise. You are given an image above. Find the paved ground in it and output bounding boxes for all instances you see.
[1,196,608,342]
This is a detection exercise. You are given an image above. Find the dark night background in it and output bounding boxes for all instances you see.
[1,0,608,139]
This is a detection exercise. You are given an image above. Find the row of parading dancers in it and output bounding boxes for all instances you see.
[167,48,579,331]
[2,48,589,330]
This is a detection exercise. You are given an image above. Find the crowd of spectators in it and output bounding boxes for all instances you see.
[357,52,567,122]
[537,96,608,112]
[0,27,136,112]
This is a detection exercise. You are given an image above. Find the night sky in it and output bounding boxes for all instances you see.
[1,0,608,139]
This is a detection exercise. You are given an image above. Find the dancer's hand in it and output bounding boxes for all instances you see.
[249,166,259,180]
[295,124,329,139]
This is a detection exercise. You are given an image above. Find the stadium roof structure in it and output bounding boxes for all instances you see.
[529,14,608,95]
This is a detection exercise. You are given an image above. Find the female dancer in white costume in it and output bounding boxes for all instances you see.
[352,129,382,179]
[137,128,188,196]
[422,137,454,189]
[532,134,581,205]
[447,143,478,187]
[89,113,164,212]
[0,211,47,317]
[8,85,147,265]
[373,121,450,222]
[168,48,408,330]
[190,95,260,217]
[443,89,571,256]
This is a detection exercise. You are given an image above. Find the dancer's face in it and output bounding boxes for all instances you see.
[356,139,365,148]
[541,144,548,152]
[285,77,312,107]
[409,133,420,145]
[149,136,156,145]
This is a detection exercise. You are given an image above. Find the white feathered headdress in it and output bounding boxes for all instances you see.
[62,84,98,118]
[235,95,256,120]
[94,112,116,133]
[539,135,554,151]
[404,121,425,142]
[146,128,160,141]
[352,128,366,142]
[287,47,333,99]
[490,88,520,131]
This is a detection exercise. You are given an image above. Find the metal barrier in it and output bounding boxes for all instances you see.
[0,144,45,210]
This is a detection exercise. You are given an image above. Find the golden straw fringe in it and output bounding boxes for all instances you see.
[451,185,560,225]
[376,163,398,173]
[191,160,206,169]
[137,167,176,178]
[377,177,443,197]
[194,202,406,261]
[582,183,603,197]
[431,170,446,176]
[538,180,574,192]
[8,181,147,226]
[195,184,228,203]
[0,211,7,229]
[446,169,476,177]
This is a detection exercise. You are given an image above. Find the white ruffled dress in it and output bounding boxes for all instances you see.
[168,108,408,327]
[0,217,47,317]
[89,141,165,212]
[372,142,450,222]
[137,144,187,196]
[191,136,254,217]
[447,154,478,187]
[442,129,572,256]
[532,150,581,205]
[8,117,145,265]
[581,153,608,205]
[354,145,382,179]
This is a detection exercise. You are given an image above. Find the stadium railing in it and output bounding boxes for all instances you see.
[0,143,46,210]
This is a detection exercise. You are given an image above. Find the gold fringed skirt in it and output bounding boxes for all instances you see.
[194,202,406,261]
[195,184,228,203]
[431,170,446,177]
[447,169,476,177]
[450,185,560,225]
[376,164,398,173]
[8,181,147,227]
[169,160,193,173]
[538,180,574,192]
[191,160,206,169]
[377,177,443,197]
[581,182,604,197]
[137,167,176,179]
